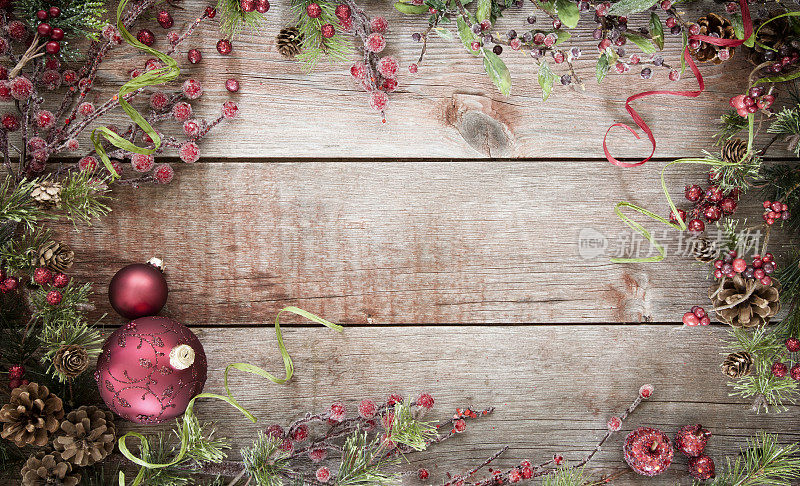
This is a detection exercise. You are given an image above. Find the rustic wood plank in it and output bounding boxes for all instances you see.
[55,161,793,326]
[81,0,781,159]
[112,325,800,485]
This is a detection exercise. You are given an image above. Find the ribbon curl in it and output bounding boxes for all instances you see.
[90,0,180,178]
[603,0,753,167]
[117,306,343,486]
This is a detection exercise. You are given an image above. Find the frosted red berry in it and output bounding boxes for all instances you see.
[453,418,466,432]
[772,362,788,377]
[607,416,622,431]
[369,91,388,111]
[2,113,19,131]
[639,384,654,399]
[350,61,366,79]
[359,399,377,419]
[791,364,800,381]
[378,56,399,78]
[33,267,53,285]
[291,424,308,442]
[46,290,62,305]
[386,393,403,406]
[255,0,270,13]
[137,29,155,46]
[8,365,24,379]
[685,184,703,202]
[53,273,70,288]
[216,39,233,55]
[266,424,285,439]
[131,153,155,172]
[35,110,55,130]
[371,16,388,33]
[786,338,800,352]
[182,78,203,99]
[222,101,239,119]
[688,218,705,233]
[668,69,679,81]
[240,0,255,12]
[10,76,33,100]
[417,393,434,409]
[3,277,18,291]
[675,424,710,457]
[225,78,240,92]
[157,10,173,28]
[153,163,174,184]
[183,119,201,138]
[173,102,192,121]
[329,402,346,421]
[335,4,351,20]
[418,468,429,480]
[306,3,322,18]
[308,447,327,462]
[316,467,331,483]
[365,33,386,53]
[78,156,97,172]
[8,21,26,41]
[78,102,95,119]
[688,455,715,480]
[179,141,200,163]
[150,91,169,111]
[188,48,202,64]
[623,427,673,476]
[720,197,737,215]
[409,63,418,73]
[321,23,335,38]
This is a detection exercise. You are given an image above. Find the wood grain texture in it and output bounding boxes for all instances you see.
[55,161,792,326]
[82,0,784,159]
[112,325,800,485]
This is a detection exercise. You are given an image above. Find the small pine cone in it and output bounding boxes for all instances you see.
[34,240,74,272]
[53,405,116,467]
[692,237,718,263]
[20,451,81,486]
[53,344,89,379]
[709,274,781,328]
[721,138,749,165]
[691,13,736,64]
[0,382,64,447]
[30,180,62,208]
[753,12,789,54]
[276,26,303,58]
[722,351,754,378]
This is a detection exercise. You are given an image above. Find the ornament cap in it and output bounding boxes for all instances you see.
[147,257,165,272]
[169,344,195,370]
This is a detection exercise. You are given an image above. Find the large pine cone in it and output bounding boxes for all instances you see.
[0,383,64,447]
[721,138,749,165]
[53,406,116,467]
[691,13,736,64]
[30,181,62,208]
[20,451,81,486]
[276,26,303,58]
[33,240,74,272]
[709,274,781,328]
[53,345,89,379]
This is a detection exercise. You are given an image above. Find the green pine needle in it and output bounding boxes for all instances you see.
[216,0,267,38]
[292,0,353,72]
[387,402,437,451]
[701,433,800,486]
[0,177,49,233]
[38,314,104,383]
[59,171,111,225]
[716,109,750,143]
[541,466,588,486]
[175,414,230,465]
[15,0,105,40]
[241,432,291,486]
[769,107,800,156]
[336,431,399,486]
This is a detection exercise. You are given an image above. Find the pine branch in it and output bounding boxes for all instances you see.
[37,314,103,382]
[0,176,49,233]
[336,431,399,486]
[701,433,800,486]
[541,466,588,486]
[0,225,52,274]
[387,402,437,451]
[768,107,800,156]
[14,0,106,41]
[704,151,762,195]
[292,0,353,72]
[57,170,111,225]
[241,431,292,486]
[757,162,800,234]
[175,414,231,465]
[716,110,750,143]
[215,0,266,38]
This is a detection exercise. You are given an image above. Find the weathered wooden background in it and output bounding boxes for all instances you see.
[49,0,800,483]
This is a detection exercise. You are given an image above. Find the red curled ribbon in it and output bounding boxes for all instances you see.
[603,0,753,167]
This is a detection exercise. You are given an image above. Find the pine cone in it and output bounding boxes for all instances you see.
[0,382,64,447]
[33,240,74,272]
[755,13,789,52]
[53,345,89,379]
[20,451,81,486]
[53,406,116,467]
[721,138,750,165]
[722,351,754,378]
[30,181,62,208]
[277,26,303,58]
[691,13,736,64]
[692,237,718,263]
[709,274,781,328]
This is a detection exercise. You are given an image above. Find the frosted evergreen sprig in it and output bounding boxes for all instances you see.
[216,0,267,38]
[292,0,353,72]
[14,0,106,40]
[38,316,103,382]
[699,432,800,486]
[241,432,292,486]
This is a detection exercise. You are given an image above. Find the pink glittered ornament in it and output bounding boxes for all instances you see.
[95,316,207,424]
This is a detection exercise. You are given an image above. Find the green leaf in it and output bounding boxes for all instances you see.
[649,12,664,50]
[554,0,580,28]
[554,29,571,45]
[476,0,491,22]
[609,0,659,16]
[538,59,557,100]
[457,17,480,55]
[624,31,656,54]
[394,1,429,14]
[731,13,744,39]
[483,50,512,95]
[596,52,610,83]
[433,26,453,40]
[680,30,688,74]
[538,0,556,15]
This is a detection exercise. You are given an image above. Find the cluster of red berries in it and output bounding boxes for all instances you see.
[344,7,396,115]
[33,6,64,55]
[762,200,791,225]
[33,266,71,305]
[670,175,739,234]
[729,87,775,118]
[7,364,28,390]
[624,424,714,480]
[682,306,710,326]
[713,251,775,284]
[0,267,19,294]
[771,338,800,380]
[239,0,270,14]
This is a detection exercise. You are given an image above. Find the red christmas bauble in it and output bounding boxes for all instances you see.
[108,260,168,319]
[95,316,207,424]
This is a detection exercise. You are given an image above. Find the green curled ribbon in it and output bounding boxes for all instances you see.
[611,115,754,263]
[91,0,180,178]
[117,306,343,485]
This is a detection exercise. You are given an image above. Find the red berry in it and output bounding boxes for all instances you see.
[668,69,679,81]
[255,0,270,13]
[683,312,700,326]
[44,41,60,55]
[329,402,346,421]
[623,427,673,476]
[791,364,800,381]
[371,16,388,33]
[365,33,386,53]
[720,197,737,215]
[704,205,722,222]
[36,9,47,20]
[46,289,62,305]
[688,455,715,480]
[182,78,203,99]
[607,416,622,431]
[216,39,233,55]
[222,101,239,119]
[315,467,331,483]
[358,399,377,419]
[306,2,322,18]
[688,218,705,233]
[37,23,52,37]
[179,141,200,163]
[418,469,429,480]
[691,306,706,318]
[8,364,24,379]
[292,424,309,442]
[675,424,711,457]
[321,24,335,38]
[786,337,800,352]
[386,393,403,406]
[50,28,64,41]
[48,6,60,17]
[308,447,327,462]
[685,184,703,202]
[699,316,711,326]
[240,0,255,12]
[188,48,202,64]
[157,10,173,28]
[52,273,69,288]
[669,208,686,225]
[33,267,52,285]
[137,29,155,46]
[225,78,239,92]
[153,163,174,184]
[705,186,722,203]
[409,63,418,73]
[2,113,20,131]
[772,361,788,377]
[206,6,216,17]
[732,258,746,273]
[454,419,466,432]
[417,393,434,409]
[335,4,351,20]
